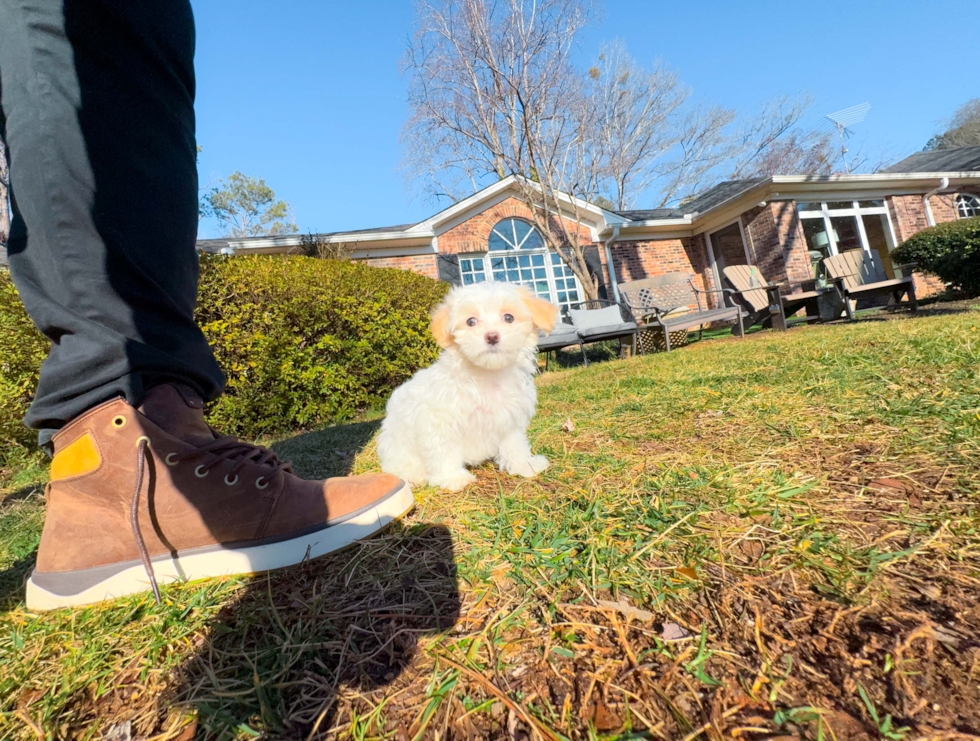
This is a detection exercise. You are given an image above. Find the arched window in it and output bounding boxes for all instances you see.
[457,217,582,307]
[956,193,980,219]
[488,218,545,251]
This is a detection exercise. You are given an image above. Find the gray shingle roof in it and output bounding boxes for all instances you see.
[616,178,767,221]
[883,146,980,173]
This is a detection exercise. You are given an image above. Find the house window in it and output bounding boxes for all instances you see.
[956,194,980,219]
[796,200,899,279]
[460,218,583,308]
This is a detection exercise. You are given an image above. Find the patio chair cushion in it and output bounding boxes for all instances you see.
[568,305,623,330]
[575,321,638,340]
[537,323,580,350]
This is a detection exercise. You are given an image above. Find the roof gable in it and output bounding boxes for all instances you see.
[883,146,980,174]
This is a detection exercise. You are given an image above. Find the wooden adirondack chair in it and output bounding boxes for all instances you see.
[722,265,822,332]
[822,249,917,321]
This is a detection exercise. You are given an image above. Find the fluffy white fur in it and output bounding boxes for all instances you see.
[377,282,559,491]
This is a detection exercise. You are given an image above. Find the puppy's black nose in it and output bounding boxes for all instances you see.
[485,331,500,346]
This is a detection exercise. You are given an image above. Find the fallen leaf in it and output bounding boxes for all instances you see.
[591,697,621,731]
[597,598,654,623]
[561,417,575,432]
[661,622,691,641]
[175,720,198,741]
[907,492,923,508]
[675,566,697,580]
[740,540,764,562]
[870,477,911,492]
[688,471,699,480]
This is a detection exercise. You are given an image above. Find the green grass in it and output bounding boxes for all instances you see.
[1,304,979,739]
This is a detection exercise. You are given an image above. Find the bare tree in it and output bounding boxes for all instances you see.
[925,98,980,151]
[404,0,606,297]
[402,0,829,296]
[293,231,354,261]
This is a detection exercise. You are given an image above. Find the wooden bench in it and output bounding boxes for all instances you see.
[822,249,917,321]
[618,273,743,352]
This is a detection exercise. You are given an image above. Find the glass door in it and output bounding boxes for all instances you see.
[796,200,899,279]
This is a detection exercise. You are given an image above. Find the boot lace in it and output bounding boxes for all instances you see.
[131,435,295,604]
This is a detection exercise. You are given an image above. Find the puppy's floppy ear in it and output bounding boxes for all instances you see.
[520,287,559,332]
[430,295,456,348]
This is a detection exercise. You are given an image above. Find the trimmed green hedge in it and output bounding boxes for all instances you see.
[0,255,447,467]
[892,216,980,297]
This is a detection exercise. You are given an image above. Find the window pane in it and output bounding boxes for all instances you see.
[957,194,980,218]
[568,290,579,302]
[473,258,483,270]
[518,254,530,267]
[493,271,505,281]
[490,257,504,270]
[475,274,486,283]
[507,270,519,281]
[520,269,532,280]
[512,219,531,246]
[858,200,884,209]
[534,267,546,279]
[460,259,471,271]
[463,273,474,285]
[536,281,549,294]
[488,231,510,251]
[531,254,545,266]
[505,256,518,269]
[796,202,823,212]
[829,215,862,253]
[522,230,545,250]
[558,292,567,303]
[826,201,854,210]
[801,218,831,278]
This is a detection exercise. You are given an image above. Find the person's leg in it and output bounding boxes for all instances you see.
[0,0,223,446]
[0,0,414,610]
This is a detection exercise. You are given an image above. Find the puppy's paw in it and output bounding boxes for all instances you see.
[528,454,550,474]
[431,469,477,492]
[505,455,549,478]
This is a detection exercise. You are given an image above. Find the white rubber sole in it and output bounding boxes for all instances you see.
[25,482,414,611]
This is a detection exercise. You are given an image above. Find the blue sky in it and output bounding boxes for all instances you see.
[193,0,976,238]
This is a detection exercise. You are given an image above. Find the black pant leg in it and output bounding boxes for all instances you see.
[0,0,225,442]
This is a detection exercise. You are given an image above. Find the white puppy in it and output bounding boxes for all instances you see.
[377,282,558,491]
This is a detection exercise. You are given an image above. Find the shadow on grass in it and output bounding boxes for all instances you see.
[167,418,460,738]
[171,522,459,738]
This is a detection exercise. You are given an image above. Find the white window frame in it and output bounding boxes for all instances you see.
[796,199,898,260]
[459,218,585,309]
[956,193,980,219]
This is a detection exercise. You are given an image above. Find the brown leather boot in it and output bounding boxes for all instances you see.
[26,384,413,610]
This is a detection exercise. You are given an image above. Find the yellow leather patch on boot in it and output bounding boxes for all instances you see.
[50,433,101,481]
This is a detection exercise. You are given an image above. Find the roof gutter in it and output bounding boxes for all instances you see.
[603,226,621,301]
[922,177,949,227]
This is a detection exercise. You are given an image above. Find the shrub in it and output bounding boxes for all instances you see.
[0,270,48,467]
[0,256,448,467]
[892,216,980,297]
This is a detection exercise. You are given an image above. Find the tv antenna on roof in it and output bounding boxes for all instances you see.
[825,102,870,174]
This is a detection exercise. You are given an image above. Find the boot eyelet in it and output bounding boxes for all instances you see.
[255,476,269,490]
[224,474,239,486]
[112,416,127,428]
[194,465,209,478]
[135,436,151,448]
[165,453,179,466]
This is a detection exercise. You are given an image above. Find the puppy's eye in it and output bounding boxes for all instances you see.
[503,313,515,323]
[466,317,478,327]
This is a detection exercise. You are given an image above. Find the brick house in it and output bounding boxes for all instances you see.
[197,145,980,311]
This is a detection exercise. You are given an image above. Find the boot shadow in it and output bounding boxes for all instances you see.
[170,521,459,738]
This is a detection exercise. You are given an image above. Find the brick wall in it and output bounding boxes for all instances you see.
[360,254,439,280]
[601,236,717,307]
[887,194,958,297]
[437,196,593,255]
